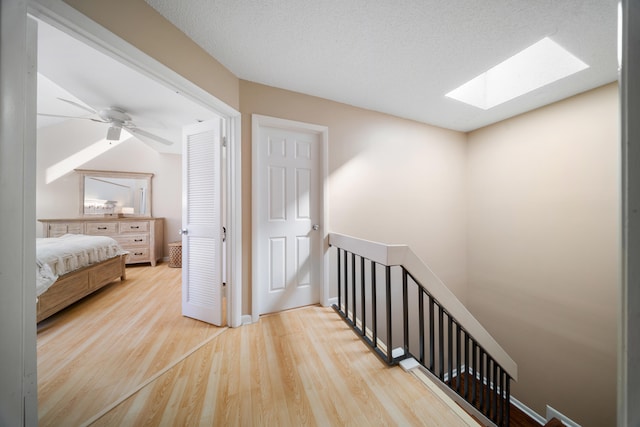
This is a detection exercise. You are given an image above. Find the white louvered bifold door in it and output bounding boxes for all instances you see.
[182,119,223,325]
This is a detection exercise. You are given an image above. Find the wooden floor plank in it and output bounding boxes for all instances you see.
[92,306,478,426]
[37,264,224,426]
[39,264,479,426]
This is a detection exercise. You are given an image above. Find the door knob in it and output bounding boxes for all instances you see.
[312,224,320,231]
[179,228,188,235]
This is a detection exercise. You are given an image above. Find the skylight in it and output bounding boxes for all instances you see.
[445,37,589,110]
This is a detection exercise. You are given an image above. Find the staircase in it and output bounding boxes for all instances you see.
[329,233,518,426]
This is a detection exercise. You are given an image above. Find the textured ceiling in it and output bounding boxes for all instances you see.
[145,0,618,131]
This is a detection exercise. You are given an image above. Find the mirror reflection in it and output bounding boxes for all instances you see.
[76,169,153,217]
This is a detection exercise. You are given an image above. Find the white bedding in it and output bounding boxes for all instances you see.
[36,234,126,297]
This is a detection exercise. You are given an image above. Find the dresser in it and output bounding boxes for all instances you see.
[39,217,164,266]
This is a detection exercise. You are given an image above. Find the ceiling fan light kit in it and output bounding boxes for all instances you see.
[106,124,122,141]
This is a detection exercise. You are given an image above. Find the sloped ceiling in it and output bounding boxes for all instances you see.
[36,19,217,154]
[144,0,618,132]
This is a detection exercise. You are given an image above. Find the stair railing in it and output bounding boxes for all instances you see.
[329,233,517,426]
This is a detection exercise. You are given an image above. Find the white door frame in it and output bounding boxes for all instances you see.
[26,0,243,328]
[251,114,330,323]
[0,2,38,424]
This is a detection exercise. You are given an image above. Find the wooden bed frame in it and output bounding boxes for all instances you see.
[37,254,127,323]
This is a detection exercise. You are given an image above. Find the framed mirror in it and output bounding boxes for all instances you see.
[76,169,153,217]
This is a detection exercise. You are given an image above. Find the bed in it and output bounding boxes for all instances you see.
[36,234,128,322]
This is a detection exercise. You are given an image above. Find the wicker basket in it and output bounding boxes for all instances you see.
[168,242,182,268]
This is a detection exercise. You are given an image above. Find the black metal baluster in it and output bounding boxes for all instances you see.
[484,357,490,419]
[485,357,490,418]
[418,289,425,365]
[464,331,469,400]
[429,295,435,371]
[498,366,504,425]
[336,248,341,310]
[471,341,477,406]
[360,256,366,337]
[351,253,356,324]
[343,250,348,317]
[371,261,377,347]
[438,305,444,380]
[505,376,511,427]
[478,350,484,411]
[386,265,392,363]
[402,268,409,358]
[469,339,478,406]
[447,314,453,386]
[492,358,498,422]
[456,324,461,393]
[484,355,490,417]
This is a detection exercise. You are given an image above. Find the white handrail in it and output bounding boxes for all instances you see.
[329,232,518,381]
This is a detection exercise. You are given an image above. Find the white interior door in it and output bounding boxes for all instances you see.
[255,120,323,315]
[182,119,224,325]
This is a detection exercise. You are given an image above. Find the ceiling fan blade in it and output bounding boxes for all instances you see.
[37,112,106,122]
[56,97,97,114]
[125,127,174,146]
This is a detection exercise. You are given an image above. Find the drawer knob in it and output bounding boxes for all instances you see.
[130,226,140,229]
[134,239,143,242]
[98,227,107,230]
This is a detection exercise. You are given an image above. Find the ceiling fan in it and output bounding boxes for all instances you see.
[38,98,174,146]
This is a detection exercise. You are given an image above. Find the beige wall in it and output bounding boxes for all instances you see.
[240,80,468,313]
[63,0,240,111]
[467,83,619,426]
[36,119,182,257]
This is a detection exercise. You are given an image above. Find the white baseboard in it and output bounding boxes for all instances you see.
[326,297,338,307]
[241,315,253,325]
[546,405,581,427]
[510,395,546,425]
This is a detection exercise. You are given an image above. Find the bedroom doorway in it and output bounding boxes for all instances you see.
[29,2,242,329]
[20,1,242,423]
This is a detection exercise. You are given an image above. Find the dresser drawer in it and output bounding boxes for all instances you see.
[119,221,149,233]
[115,234,149,247]
[48,224,67,237]
[67,223,84,235]
[48,222,84,237]
[126,247,149,263]
[85,222,118,235]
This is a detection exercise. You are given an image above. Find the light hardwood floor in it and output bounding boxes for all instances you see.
[38,264,476,426]
[37,264,224,426]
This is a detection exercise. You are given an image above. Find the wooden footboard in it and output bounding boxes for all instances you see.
[37,254,127,323]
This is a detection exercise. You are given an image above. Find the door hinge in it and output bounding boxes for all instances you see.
[222,136,227,147]
[222,226,227,242]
